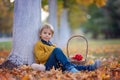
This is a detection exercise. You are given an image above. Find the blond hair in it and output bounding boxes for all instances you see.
[39,23,54,36]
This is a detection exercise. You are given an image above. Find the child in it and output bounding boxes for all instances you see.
[31,23,101,73]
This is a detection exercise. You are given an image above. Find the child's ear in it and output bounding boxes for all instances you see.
[39,35,41,37]
[39,33,41,38]
[39,33,41,36]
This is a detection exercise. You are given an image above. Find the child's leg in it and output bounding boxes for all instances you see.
[75,65,94,71]
[45,48,78,72]
[74,59,101,71]
[45,52,60,70]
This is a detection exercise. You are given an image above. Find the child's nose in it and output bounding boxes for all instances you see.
[46,34,49,36]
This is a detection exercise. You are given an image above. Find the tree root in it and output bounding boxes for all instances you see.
[0,54,24,69]
[0,60,18,69]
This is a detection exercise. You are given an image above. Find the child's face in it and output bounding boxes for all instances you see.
[40,28,53,42]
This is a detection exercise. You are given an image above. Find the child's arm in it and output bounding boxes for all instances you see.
[34,42,51,64]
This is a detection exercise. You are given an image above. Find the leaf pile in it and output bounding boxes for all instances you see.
[0,56,120,80]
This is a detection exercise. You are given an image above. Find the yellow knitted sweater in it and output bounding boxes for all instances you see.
[34,41,55,64]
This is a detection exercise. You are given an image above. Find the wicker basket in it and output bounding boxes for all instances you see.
[66,35,88,65]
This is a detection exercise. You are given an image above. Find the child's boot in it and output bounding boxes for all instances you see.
[91,59,101,70]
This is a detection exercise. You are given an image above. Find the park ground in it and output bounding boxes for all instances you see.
[0,39,120,80]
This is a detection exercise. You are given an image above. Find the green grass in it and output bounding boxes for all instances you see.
[89,39,120,45]
[64,38,120,60]
[68,38,120,48]
[0,39,120,52]
[0,41,12,51]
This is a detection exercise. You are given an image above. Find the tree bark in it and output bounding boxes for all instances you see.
[0,0,41,69]
[59,9,71,48]
[48,0,58,45]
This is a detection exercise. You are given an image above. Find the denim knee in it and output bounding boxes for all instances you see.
[53,48,62,53]
[54,48,62,51]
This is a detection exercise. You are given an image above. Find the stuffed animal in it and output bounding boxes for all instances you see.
[31,63,46,71]
[72,53,83,61]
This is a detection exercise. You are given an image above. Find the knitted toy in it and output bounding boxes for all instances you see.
[31,63,46,71]
[72,53,83,61]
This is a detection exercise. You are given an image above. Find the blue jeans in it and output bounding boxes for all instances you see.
[45,48,95,71]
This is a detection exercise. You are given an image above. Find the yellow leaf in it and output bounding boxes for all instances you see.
[21,74,29,80]
[95,0,106,7]
[41,77,47,80]
[88,60,94,64]
[0,57,5,64]
[57,77,61,80]
[76,0,94,6]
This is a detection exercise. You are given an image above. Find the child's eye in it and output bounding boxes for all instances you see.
[44,32,47,34]
[48,33,51,35]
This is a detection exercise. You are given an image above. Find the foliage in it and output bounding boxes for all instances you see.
[42,0,48,6]
[102,0,120,38]
[0,0,14,36]
[0,0,107,37]
[80,4,106,39]
[76,0,106,7]
[68,4,87,29]
[0,56,120,80]
[67,0,107,29]
[80,0,120,39]
[0,39,120,79]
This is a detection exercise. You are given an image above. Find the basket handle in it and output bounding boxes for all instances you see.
[66,35,88,62]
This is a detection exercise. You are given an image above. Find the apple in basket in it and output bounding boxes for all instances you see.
[72,53,83,61]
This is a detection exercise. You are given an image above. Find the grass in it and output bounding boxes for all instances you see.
[0,41,12,51]
[63,38,120,60]
[0,39,120,59]
[89,39,120,45]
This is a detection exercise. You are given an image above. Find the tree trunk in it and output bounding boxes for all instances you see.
[59,9,71,48]
[0,0,41,69]
[48,0,58,45]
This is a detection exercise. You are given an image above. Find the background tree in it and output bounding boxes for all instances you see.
[102,0,120,38]
[0,0,13,37]
[59,0,71,47]
[48,0,58,45]
[81,0,120,39]
[81,4,106,39]
[69,0,106,29]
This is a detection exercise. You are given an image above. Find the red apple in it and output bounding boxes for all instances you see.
[74,53,83,61]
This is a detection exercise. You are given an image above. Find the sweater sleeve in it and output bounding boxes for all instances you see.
[34,41,54,64]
